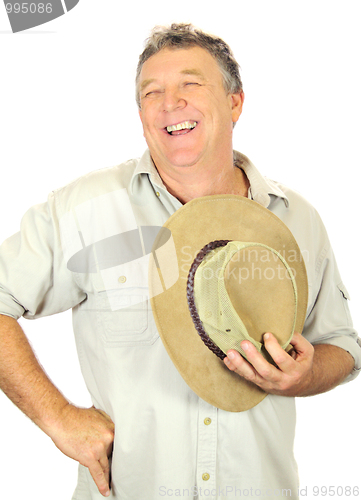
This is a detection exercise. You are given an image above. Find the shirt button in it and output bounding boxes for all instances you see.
[202,473,210,481]
[204,417,212,425]
[118,276,127,284]
[156,191,160,197]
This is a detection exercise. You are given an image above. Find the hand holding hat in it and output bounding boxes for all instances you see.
[224,330,315,397]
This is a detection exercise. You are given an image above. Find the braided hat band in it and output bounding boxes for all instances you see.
[187,240,230,360]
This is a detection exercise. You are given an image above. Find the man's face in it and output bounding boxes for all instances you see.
[138,46,244,173]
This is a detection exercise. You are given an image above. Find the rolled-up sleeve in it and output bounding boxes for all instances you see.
[303,241,361,383]
[0,191,86,321]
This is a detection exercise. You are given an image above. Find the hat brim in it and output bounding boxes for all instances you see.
[149,195,308,412]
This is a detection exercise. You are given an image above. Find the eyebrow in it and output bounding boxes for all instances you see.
[139,78,157,93]
[180,69,206,80]
[139,69,206,93]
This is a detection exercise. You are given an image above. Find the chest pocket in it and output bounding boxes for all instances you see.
[95,256,159,346]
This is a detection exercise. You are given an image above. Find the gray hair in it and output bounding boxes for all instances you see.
[135,23,242,109]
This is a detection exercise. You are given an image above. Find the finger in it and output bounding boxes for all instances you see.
[224,350,259,381]
[289,331,314,358]
[99,453,111,492]
[289,348,297,360]
[89,458,111,497]
[240,340,282,383]
[262,333,296,372]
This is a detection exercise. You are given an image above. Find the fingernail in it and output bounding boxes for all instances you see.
[264,333,270,341]
[227,351,235,360]
[242,342,250,350]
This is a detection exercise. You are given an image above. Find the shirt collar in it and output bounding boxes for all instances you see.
[233,150,289,208]
[130,149,289,208]
[130,149,166,195]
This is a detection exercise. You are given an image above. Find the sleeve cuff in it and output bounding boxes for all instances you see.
[0,291,25,321]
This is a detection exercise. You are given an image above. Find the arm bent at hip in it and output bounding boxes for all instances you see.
[0,314,114,498]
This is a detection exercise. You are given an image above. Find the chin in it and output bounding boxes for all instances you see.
[165,150,203,169]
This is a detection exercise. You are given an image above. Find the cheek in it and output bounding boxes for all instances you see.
[140,104,153,123]
[141,109,161,133]
[199,95,230,120]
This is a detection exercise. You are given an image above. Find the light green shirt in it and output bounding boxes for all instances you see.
[0,150,360,500]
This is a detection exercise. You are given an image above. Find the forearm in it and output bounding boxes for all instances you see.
[0,314,69,435]
[296,343,355,397]
[0,314,114,496]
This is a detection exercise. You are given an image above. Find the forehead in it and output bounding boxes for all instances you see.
[139,46,223,84]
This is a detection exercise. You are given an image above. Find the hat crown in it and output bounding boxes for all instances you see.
[193,241,297,360]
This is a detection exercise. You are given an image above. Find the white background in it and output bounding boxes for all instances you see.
[0,1,360,498]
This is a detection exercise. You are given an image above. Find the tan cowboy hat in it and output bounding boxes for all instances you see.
[149,195,308,412]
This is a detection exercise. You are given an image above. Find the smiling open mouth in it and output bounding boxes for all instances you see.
[166,121,197,135]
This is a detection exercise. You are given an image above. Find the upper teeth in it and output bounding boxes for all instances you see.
[166,121,197,133]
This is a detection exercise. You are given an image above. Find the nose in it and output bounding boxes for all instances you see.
[162,88,186,113]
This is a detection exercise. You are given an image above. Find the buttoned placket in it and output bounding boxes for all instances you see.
[196,397,218,499]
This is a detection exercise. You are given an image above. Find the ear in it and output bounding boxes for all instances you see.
[231,91,245,124]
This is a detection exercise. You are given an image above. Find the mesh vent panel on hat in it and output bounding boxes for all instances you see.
[191,241,298,361]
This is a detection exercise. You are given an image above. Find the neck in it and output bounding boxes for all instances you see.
[154,155,250,204]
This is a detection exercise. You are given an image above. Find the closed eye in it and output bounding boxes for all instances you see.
[145,90,161,96]
[142,89,164,100]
